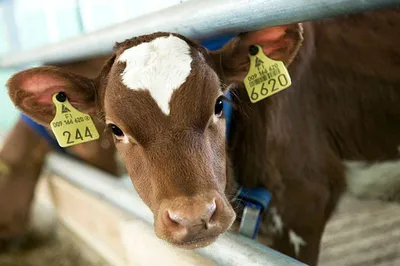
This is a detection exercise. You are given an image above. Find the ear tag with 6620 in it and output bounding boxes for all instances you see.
[50,92,99,147]
[243,45,292,103]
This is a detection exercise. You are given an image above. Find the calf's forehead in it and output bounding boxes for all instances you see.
[104,34,222,126]
[116,34,194,115]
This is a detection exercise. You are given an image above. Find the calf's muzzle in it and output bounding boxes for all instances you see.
[156,192,235,249]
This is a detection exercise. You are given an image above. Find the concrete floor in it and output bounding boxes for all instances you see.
[319,194,400,266]
[0,196,107,266]
[0,224,106,266]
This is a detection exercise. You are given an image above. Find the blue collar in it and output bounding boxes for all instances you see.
[223,91,272,239]
[21,114,66,153]
[205,32,274,234]
[223,91,234,140]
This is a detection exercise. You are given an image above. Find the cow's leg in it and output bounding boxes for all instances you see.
[269,186,328,266]
[0,117,50,243]
[268,153,346,266]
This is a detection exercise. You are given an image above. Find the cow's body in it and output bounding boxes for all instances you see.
[228,9,400,263]
[5,7,400,266]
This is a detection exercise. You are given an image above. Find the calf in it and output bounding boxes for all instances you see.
[6,7,400,265]
[0,56,119,247]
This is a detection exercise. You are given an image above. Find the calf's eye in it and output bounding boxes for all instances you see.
[214,96,224,117]
[109,124,124,137]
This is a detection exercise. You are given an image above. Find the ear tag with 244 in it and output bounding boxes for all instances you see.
[50,92,99,147]
[244,45,292,103]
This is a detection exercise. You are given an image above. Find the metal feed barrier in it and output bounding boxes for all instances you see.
[2,0,400,264]
[45,152,305,266]
[0,0,399,67]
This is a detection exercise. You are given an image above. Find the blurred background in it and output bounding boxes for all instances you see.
[0,0,188,133]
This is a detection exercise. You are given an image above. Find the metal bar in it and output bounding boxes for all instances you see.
[45,152,306,266]
[2,0,21,54]
[1,0,399,67]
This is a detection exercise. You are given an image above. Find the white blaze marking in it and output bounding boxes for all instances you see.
[288,230,306,257]
[118,35,192,114]
[270,207,283,235]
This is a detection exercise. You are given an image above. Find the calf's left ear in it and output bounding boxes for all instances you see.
[7,66,98,126]
[212,23,303,84]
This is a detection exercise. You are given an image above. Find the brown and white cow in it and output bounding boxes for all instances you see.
[6,7,400,265]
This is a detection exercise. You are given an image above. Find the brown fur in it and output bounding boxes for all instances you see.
[227,8,400,265]
[5,7,400,265]
[107,34,236,246]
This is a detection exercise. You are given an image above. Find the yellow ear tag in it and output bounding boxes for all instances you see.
[50,93,99,147]
[243,45,292,103]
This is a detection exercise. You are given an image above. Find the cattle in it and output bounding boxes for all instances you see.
[0,56,119,248]
[5,7,400,265]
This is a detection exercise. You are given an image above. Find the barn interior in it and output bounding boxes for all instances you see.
[0,0,399,266]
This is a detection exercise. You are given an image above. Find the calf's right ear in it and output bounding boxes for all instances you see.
[7,66,100,126]
[211,23,304,85]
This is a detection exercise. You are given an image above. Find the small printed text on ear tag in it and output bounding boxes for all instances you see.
[244,45,292,103]
[50,92,99,147]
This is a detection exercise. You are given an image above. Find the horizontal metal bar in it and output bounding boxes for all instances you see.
[1,0,399,67]
[45,152,305,266]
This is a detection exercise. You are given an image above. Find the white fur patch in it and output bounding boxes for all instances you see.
[270,207,283,235]
[288,230,306,257]
[118,35,192,114]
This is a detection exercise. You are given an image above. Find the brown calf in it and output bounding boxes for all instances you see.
[6,7,400,265]
[0,55,119,246]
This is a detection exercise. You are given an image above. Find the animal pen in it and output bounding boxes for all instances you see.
[1,0,400,265]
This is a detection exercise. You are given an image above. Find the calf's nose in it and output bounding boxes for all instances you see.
[166,200,216,229]
[160,197,221,242]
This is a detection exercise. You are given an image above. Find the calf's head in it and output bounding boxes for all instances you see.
[7,25,302,248]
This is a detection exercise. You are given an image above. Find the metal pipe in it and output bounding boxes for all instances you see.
[1,0,399,67]
[45,152,306,266]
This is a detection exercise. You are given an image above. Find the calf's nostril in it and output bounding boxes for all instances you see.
[167,210,181,225]
[205,200,217,222]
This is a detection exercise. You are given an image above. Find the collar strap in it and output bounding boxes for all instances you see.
[236,187,272,239]
[223,92,272,239]
[21,114,67,153]
[223,91,233,140]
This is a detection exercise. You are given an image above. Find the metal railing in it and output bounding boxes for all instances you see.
[1,0,399,67]
[46,152,306,266]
